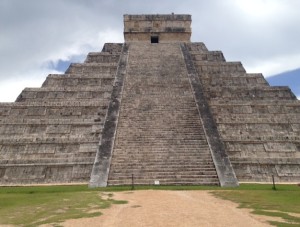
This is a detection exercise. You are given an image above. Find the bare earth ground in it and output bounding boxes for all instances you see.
[61,190,276,227]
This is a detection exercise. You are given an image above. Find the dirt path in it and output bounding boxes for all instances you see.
[62,190,272,227]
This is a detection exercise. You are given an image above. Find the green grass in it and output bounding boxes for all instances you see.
[0,185,127,226]
[0,184,299,227]
[212,184,300,227]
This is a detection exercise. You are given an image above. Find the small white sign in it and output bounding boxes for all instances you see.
[154,180,160,185]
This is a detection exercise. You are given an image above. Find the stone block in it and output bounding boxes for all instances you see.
[8,107,27,116]
[25,125,47,134]
[55,144,80,153]
[27,107,46,116]
[0,107,10,116]
[79,143,98,153]
[3,166,46,181]
[25,144,55,154]
[276,165,300,177]
[46,125,71,134]
[0,145,26,153]
[72,164,93,179]
[45,166,73,182]
[264,142,298,152]
[0,125,25,134]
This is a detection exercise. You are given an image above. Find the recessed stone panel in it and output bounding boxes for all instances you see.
[46,125,71,134]
[276,165,300,177]
[9,108,27,116]
[4,166,46,180]
[27,107,46,116]
[45,166,73,182]
[72,164,93,179]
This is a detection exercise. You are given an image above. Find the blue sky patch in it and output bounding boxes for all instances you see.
[267,68,300,98]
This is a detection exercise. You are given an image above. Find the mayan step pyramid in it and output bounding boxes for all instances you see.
[0,14,299,187]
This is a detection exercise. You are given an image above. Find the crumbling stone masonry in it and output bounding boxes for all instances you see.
[0,14,299,187]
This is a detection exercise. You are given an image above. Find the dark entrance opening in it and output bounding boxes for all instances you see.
[151,36,159,43]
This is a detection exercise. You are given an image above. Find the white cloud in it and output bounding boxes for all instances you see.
[0,68,60,102]
[233,0,288,21]
[243,53,300,77]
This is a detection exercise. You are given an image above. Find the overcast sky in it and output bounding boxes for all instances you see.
[1,0,300,101]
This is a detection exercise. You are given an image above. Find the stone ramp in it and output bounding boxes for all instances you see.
[107,43,219,185]
[0,43,122,185]
[186,42,300,182]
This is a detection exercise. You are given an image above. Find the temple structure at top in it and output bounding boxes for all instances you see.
[123,14,191,43]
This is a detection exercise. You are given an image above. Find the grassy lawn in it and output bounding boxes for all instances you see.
[0,185,127,226]
[212,184,300,227]
[0,184,299,226]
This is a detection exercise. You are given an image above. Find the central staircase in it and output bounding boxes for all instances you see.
[107,43,219,185]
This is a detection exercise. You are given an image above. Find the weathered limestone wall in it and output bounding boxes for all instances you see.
[186,42,300,183]
[0,43,122,185]
[124,14,191,43]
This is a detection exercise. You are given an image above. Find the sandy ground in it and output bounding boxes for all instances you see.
[60,190,275,227]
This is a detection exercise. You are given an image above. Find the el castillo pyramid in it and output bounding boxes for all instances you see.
[0,14,299,187]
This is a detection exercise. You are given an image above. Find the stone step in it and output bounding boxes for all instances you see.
[65,63,118,75]
[114,143,209,148]
[114,136,208,140]
[207,86,296,101]
[112,152,212,157]
[0,118,100,124]
[119,135,206,140]
[16,86,111,102]
[45,73,115,79]
[112,158,214,165]
[84,52,120,63]
[0,137,99,144]
[215,115,300,124]
[210,99,300,106]
[113,145,210,151]
[191,51,225,62]
[1,152,96,160]
[0,142,97,153]
[112,155,213,161]
[195,61,246,73]
[201,74,268,87]
[110,162,215,168]
[194,61,246,74]
[0,101,108,118]
[115,127,205,132]
[101,43,123,54]
[42,75,115,87]
[108,178,219,186]
[0,100,107,107]
[110,172,218,180]
[112,151,211,156]
[187,42,209,52]
[0,157,95,165]
[111,162,215,168]
[0,125,102,138]
[210,104,300,115]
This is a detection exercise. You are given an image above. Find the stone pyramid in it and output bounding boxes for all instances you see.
[0,14,299,187]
